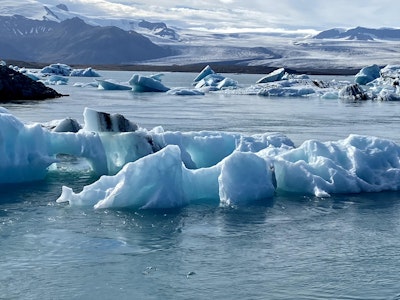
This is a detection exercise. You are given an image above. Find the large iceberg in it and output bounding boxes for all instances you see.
[2,107,400,205]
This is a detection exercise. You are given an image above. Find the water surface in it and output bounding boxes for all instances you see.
[1,71,400,299]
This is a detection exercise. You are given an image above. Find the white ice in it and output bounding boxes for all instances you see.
[128,73,170,92]
[354,64,381,85]
[70,67,101,77]
[95,79,131,90]
[1,107,400,207]
[256,67,286,83]
[41,63,100,77]
[41,63,72,76]
[24,62,400,100]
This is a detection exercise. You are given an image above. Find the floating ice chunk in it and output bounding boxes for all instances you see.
[83,108,138,133]
[193,65,215,83]
[70,67,101,77]
[258,85,315,97]
[40,75,69,85]
[56,145,277,209]
[217,77,238,89]
[272,135,400,196]
[57,145,189,209]
[73,81,98,88]
[380,64,400,79]
[338,83,368,100]
[377,88,400,101]
[194,74,225,89]
[41,63,72,76]
[256,68,286,83]
[167,88,205,96]
[129,74,170,92]
[321,91,339,99]
[96,79,131,90]
[354,64,381,85]
[0,112,55,183]
[218,151,275,206]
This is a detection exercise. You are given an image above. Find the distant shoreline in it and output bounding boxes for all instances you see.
[6,59,360,76]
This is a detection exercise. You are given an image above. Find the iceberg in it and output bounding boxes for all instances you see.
[193,65,215,83]
[70,67,101,77]
[128,73,170,92]
[256,68,286,83]
[41,64,100,78]
[57,130,400,209]
[338,83,368,100]
[41,63,72,76]
[56,145,276,209]
[379,64,400,81]
[192,65,237,90]
[211,63,398,101]
[40,75,69,85]
[0,108,400,209]
[354,64,381,85]
[166,88,205,96]
[2,107,400,207]
[96,79,131,90]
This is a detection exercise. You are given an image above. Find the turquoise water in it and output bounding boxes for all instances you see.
[1,71,400,299]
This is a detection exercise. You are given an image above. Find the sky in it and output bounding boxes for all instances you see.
[4,0,400,32]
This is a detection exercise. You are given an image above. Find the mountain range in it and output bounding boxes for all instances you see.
[1,2,400,71]
[0,14,173,64]
[314,27,400,41]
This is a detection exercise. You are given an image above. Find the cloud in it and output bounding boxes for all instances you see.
[35,0,400,30]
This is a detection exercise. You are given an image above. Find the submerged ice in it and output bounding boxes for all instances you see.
[1,107,400,209]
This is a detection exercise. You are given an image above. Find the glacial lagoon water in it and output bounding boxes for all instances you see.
[2,70,400,299]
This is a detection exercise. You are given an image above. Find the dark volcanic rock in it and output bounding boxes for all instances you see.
[0,66,62,102]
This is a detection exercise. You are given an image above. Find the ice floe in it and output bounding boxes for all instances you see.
[1,107,400,208]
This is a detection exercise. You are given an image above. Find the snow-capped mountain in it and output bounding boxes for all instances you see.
[0,15,172,64]
[0,1,180,42]
[314,27,400,41]
[1,1,400,70]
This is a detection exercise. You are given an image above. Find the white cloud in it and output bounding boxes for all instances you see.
[25,0,400,30]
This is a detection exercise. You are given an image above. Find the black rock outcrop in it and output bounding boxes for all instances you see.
[0,66,62,102]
